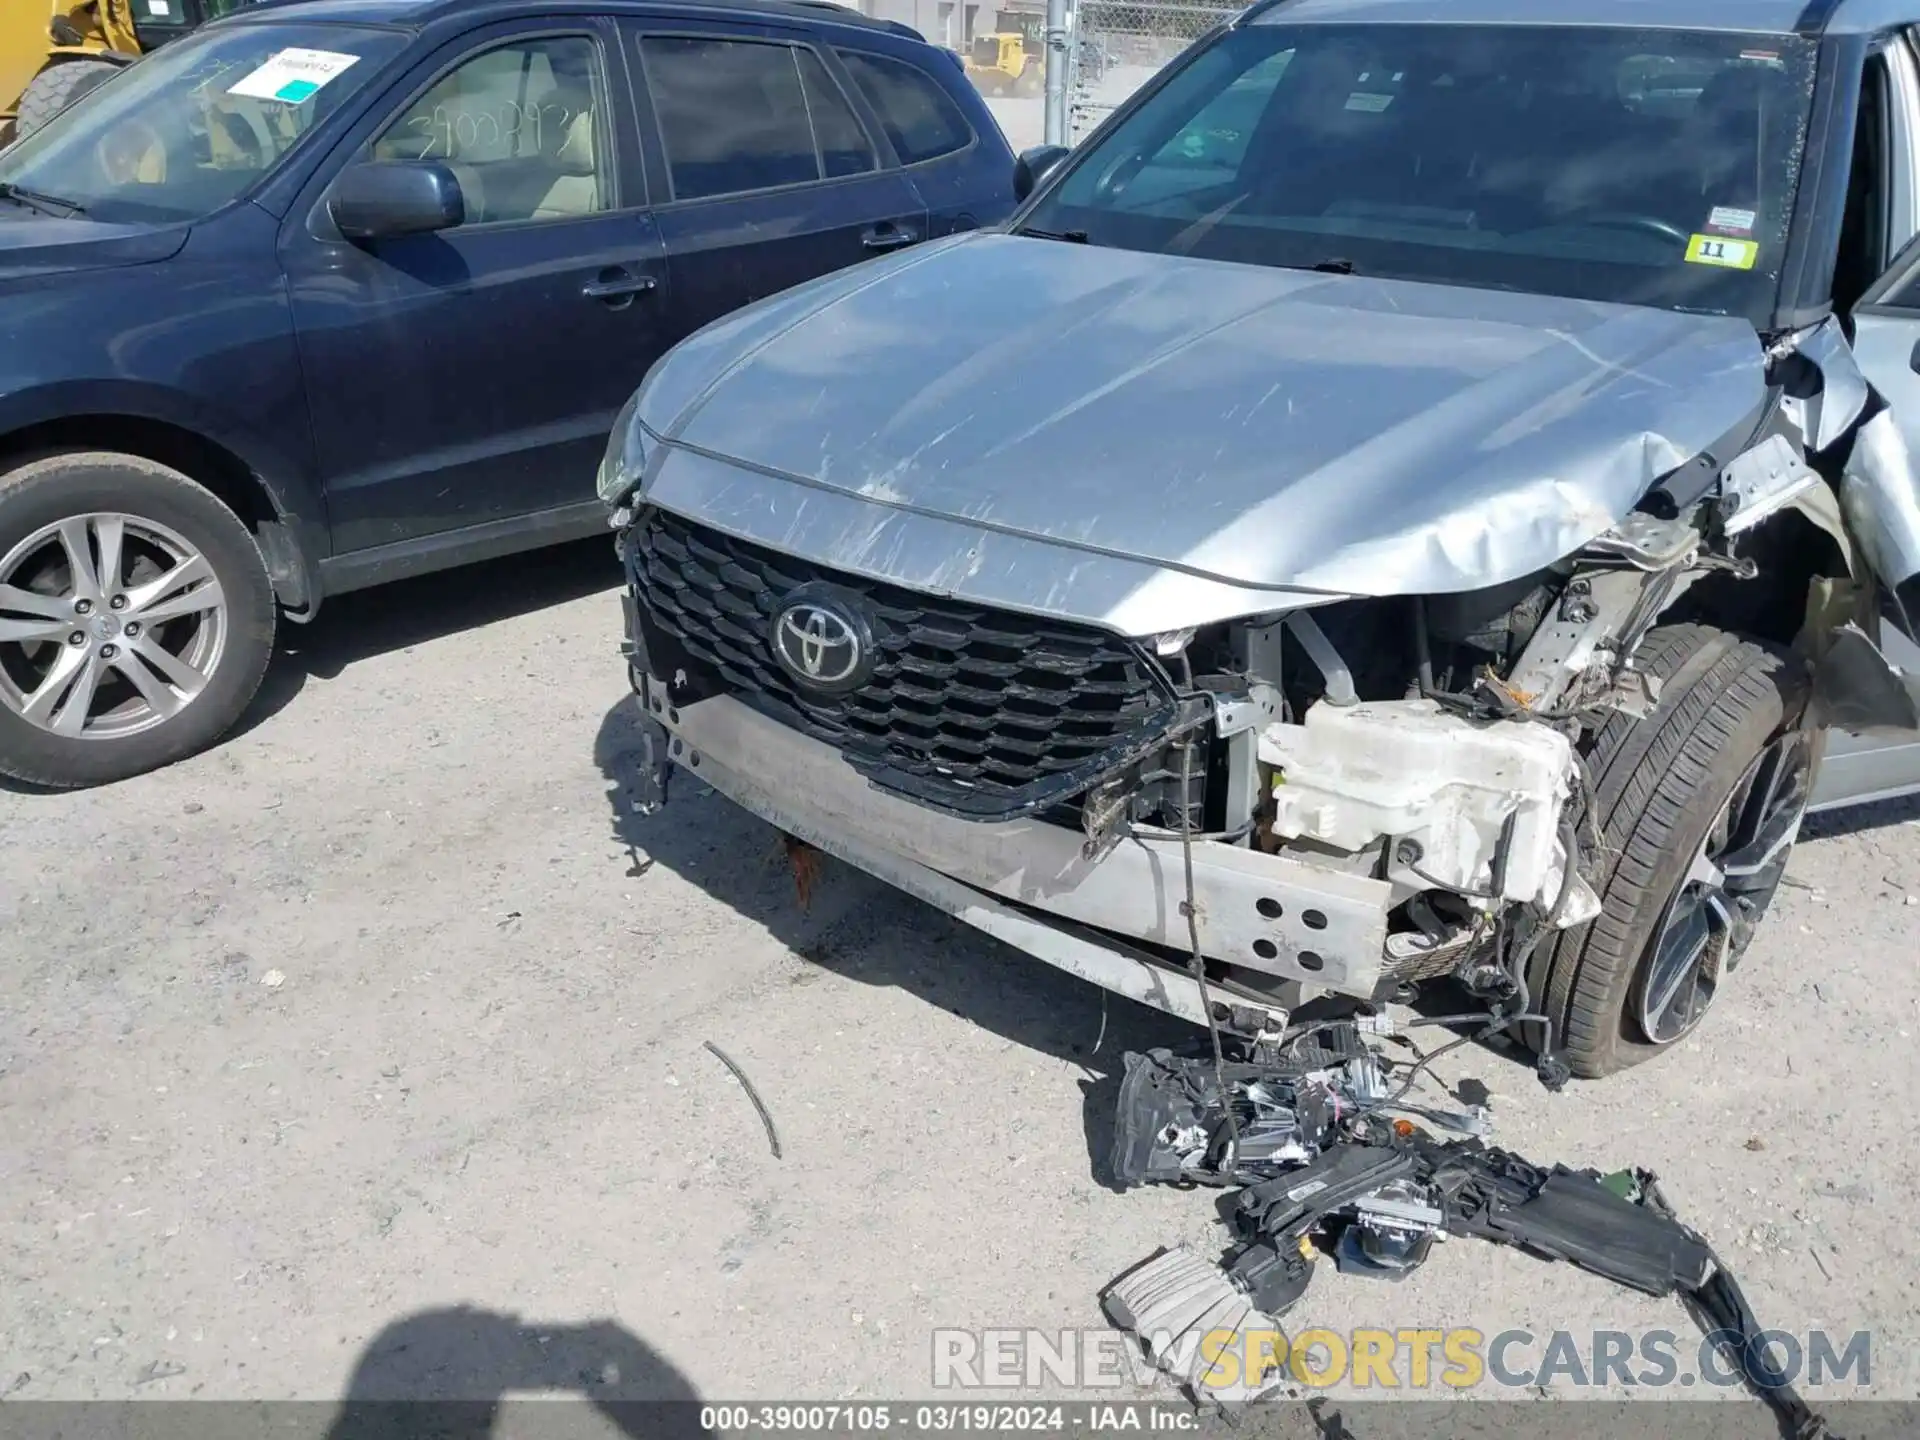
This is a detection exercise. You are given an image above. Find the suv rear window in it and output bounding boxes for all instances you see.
[640,35,875,200]
[837,50,972,165]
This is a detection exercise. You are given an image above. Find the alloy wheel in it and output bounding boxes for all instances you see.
[1632,728,1815,1045]
[0,511,229,741]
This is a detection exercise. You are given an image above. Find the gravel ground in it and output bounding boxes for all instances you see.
[2,539,1918,1432]
[986,96,1044,153]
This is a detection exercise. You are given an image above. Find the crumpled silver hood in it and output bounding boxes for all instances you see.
[635,232,1767,634]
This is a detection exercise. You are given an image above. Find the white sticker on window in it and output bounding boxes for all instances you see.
[1344,92,1393,112]
[147,0,173,15]
[227,48,361,105]
[1708,205,1757,235]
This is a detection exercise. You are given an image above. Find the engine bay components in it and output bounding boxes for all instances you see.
[1259,697,1597,916]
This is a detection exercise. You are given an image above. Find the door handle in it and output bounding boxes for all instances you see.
[861,224,921,252]
[1909,337,1920,375]
[583,268,658,305]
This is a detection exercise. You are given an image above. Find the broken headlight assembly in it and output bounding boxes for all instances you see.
[597,390,648,509]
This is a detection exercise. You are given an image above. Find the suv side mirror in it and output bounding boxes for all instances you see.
[1013,145,1071,203]
[329,161,464,241]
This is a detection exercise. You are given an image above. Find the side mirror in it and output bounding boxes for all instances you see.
[1013,144,1071,203]
[329,160,464,241]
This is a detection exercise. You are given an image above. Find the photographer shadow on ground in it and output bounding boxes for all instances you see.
[325,1306,711,1440]
[592,693,1199,1189]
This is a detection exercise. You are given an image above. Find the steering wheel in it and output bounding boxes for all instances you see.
[1575,211,1693,246]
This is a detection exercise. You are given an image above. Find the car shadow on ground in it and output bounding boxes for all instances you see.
[596,695,1288,1191]
[322,1306,710,1440]
[236,538,624,741]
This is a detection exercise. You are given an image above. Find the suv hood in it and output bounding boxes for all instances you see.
[0,212,190,281]
[636,233,1767,632]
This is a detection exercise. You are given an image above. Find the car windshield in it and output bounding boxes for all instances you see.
[1018,23,1817,325]
[0,22,404,226]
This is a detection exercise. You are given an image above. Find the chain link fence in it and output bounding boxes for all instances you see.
[1060,0,1235,144]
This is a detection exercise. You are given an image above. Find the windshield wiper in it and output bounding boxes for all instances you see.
[1311,257,1357,274]
[1023,226,1089,243]
[0,181,87,216]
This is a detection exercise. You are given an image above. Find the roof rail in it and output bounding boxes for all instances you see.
[785,0,924,38]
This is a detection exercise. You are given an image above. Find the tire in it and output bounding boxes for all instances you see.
[0,453,276,788]
[1535,624,1817,1078]
[1015,65,1043,98]
[15,58,119,140]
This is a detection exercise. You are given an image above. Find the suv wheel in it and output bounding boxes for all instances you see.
[1536,625,1817,1078]
[0,453,276,788]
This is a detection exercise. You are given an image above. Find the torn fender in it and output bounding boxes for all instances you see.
[1839,406,1920,632]
[1810,617,1920,736]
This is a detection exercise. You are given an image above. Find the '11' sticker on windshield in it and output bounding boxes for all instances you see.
[227,48,360,105]
[1685,234,1758,271]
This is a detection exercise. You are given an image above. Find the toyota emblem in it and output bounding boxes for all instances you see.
[769,590,873,692]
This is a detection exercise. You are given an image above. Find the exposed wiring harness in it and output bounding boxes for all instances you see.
[1177,738,1244,1159]
[1278,806,1583,1106]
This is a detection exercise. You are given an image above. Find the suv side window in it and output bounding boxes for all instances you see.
[836,49,973,165]
[640,36,876,202]
[372,35,612,226]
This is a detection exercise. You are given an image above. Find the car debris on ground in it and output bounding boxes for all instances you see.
[1101,1029,1838,1438]
[704,1040,783,1161]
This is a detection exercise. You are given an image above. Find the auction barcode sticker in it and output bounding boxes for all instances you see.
[228,48,360,105]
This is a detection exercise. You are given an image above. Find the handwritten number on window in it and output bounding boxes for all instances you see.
[402,100,575,160]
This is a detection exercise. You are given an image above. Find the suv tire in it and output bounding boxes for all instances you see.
[0,453,276,788]
[15,59,119,140]
[1536,624,1817,1078]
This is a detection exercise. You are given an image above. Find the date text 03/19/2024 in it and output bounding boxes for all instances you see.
[696,1405,1195,1434]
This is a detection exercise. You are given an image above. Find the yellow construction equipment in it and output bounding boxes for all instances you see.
[965,32,1044,98]
[3,2,251,148]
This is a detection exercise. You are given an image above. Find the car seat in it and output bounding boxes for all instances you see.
[532,101,600,219]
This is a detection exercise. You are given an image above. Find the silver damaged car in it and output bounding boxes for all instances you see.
[602,0,1920,1077]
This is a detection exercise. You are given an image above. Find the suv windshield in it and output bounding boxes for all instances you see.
[0,22,404,226]
[1018,23,1817,325]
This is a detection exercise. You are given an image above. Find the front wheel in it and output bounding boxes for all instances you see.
[1536,625,1817,1078]
[0,453,276,788]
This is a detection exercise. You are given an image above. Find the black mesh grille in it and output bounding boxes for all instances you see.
[631,511,1176,817]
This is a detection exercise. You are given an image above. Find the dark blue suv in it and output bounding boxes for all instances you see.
[0,0,1014,787]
